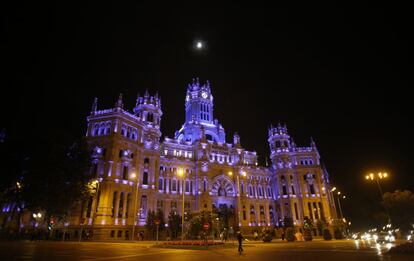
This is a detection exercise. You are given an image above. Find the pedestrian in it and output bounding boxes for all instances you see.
[236,231,243,254]
[254,231,258,241]
[281,232,285,241]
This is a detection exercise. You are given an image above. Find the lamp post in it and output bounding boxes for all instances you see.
[177,168,185,241]
[32,212,42,240]
[131,172,139,241]
[365,172,391,224]
[335,191,346,219]
[329,187,338,218]
[229,170,246,227]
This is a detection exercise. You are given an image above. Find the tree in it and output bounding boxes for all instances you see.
[316,219,328,235]
[21,132,92,227]
[145,210,165,239]
[323,229,332,240]
[285,227,295,241]
[188,212,203,239]
[283,216,294,229]
[168,211,181,239]
[382,190,414,232]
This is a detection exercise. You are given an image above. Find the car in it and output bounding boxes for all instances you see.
[376,231,395,243]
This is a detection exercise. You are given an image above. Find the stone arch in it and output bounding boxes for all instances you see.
[211,175,235,197]
[204,130,219,142]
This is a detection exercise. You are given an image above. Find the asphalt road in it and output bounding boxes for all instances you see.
[0,239,411,261]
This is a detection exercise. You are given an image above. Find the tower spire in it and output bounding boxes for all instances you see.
[115,93,123,109]
[91,97,98,115]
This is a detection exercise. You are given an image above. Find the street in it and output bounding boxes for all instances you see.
[0,240,411,261]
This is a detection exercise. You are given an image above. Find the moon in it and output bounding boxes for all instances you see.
[196,41,203,49]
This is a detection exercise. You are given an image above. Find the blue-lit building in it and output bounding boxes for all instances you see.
[74,78,337,239]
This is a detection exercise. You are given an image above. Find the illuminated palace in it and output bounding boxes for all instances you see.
[76,79,337,239]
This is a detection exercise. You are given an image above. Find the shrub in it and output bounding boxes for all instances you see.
[285,227,295,242]
[303,217,313,241]
[303,229,313,241]
[334,228,344,239]
[323,229,332,240]
[262,229,273,242]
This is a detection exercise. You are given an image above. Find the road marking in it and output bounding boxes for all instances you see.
[81,249,182,261]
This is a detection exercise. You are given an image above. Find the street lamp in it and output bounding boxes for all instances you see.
[365,172,391,224]
[335,191,345,219]
[229,170,246,228]
[177,168,185,241]
[131,172,139,241]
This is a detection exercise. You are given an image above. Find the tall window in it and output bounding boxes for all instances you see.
[309,184,315,194]
[172,179,177,192]
[122,166,128,180]
[112,192,117,217]
[185,180,190,193]
[294,203,299,220]
[318,202,325,220]
[291,185,296,195]
[147,113,153,122]
[118,192,124,218]
[282,185,287,195]
[142,172,148,185]
[92,162,98,176]
[158,178,163,190]
[203,180,207,192]
[308,203,313,219]
[126,193,131,217]
[313,202,319,219]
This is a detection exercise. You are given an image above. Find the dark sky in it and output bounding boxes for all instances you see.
[1,5,411,230]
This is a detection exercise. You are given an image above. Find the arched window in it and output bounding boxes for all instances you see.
[147,113,153,122]
[203,180,207,192]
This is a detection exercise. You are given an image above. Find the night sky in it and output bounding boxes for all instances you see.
[1,5,411,230]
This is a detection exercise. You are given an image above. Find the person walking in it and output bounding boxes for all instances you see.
[236,231,243,254]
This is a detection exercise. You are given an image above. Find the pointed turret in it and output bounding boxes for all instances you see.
[91,97,98,115]
[115,93,123,109]
[310,137,317,149]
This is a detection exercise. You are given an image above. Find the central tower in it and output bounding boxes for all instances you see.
[175,78,226,143]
